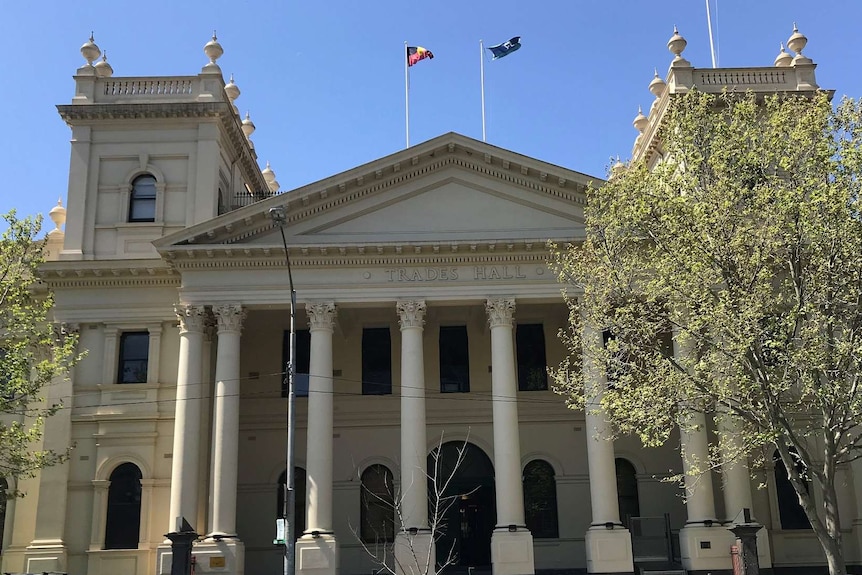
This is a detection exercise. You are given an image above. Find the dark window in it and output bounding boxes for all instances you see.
[282,329,311,397]
[517,324,548,391]
[523,460,558,538]
[362,328,392,395]
[360,464,395,543]
[118,332,149,384]
[104,463,142,549]
[277,467,307,537]
[439,326,470,393]
[774,450,811,529]
[615,458,641,527]
[129,175,157,222]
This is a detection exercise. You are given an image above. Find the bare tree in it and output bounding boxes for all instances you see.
[354,433,475,575]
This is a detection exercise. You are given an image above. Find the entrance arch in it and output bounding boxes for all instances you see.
[428,441,496,568]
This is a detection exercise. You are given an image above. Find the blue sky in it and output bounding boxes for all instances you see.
[2,1,861,230]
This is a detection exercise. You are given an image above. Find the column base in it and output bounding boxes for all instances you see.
[23,539,68,574]
[296,533,339,575]
[584,525,634,574]
[394,531,435,575]
[491,527,534,575]
[157,538,245,575]
[679,523,735,574]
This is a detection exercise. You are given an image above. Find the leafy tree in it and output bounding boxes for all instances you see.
[0,210,80,490]
[551,91,862,575]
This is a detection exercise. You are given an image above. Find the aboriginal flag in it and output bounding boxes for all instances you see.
[407,46,434,67]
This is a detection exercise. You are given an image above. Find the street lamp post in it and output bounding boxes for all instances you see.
[269,206,297,575]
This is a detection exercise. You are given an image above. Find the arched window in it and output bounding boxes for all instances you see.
[0,478,8,554]
[523,459,559,538]
[277,467,306,537]
[129,175,157,222]
[773,450,811,529]
[360,464,395,543]
[104,463,142,549]
[615,458,640,527]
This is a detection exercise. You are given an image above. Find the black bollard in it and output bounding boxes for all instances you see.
[728,508,762,575]
[165,517,199,575]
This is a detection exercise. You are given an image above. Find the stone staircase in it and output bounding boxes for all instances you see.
[637,560,686,575]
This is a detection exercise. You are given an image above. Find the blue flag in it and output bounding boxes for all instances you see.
[487,36,521,60]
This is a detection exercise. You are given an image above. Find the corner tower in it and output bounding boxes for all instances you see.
[56,33,270,262]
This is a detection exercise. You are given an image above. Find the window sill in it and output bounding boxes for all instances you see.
[98,382,161,391]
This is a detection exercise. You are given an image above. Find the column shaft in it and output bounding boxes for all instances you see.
[305,303,336,534]
[209,304,245,537]
[718,414,754,522]
[581,325,622,526]
[486,298,525,527]
[169,305,207,532]
[397,301,428,530]
[679,410,718,522]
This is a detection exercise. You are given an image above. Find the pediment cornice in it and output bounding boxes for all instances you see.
[155,133,599,249]
[161,238,563,271]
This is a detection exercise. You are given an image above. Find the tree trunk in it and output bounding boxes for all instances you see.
[819,469,846,575]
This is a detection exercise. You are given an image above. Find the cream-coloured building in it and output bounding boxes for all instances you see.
[2,28,861,575]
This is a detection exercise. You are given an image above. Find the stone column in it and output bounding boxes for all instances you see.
[168,305,207,532]
[718,415,772,569]
[394,301,434,574]
[485,298,535,575]
[209,304,246,538]
[581,324,634,574]
[297,302,338,575]
[674,339,733,572]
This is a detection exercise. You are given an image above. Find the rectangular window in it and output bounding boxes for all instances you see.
[517,324,548,391]
[362,327,392,395]
[282,329,311,397]
[118,332,149,383]
[439,326,470,393]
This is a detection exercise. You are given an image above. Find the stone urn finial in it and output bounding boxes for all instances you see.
[80,32,101,66]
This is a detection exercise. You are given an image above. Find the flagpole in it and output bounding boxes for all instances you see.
[404,41,410,148]
[480,40,486,142]
[706,0,717,68]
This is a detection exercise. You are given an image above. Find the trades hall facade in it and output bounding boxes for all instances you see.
[2,27,862,575]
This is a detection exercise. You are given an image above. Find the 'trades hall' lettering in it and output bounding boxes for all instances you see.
[385,268,459,282]
[383,266,528,282]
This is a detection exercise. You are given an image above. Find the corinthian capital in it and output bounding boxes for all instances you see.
[397,300,426,330]
[485,298,516,328]
[53,322,80,346]
[174,304,208,334]
[306,302,337,331]
[213,304,246,334]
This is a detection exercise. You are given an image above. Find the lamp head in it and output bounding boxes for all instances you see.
[269,206,286,225]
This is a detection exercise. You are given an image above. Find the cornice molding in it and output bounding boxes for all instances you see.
[56,101,268,201]
[162,241,558,271]
[39,261,178,288]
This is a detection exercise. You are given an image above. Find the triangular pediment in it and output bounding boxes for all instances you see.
[155,132,600,252]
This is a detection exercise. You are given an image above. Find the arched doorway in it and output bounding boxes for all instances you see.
[615,458,640,527]
[428,441,496,569]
